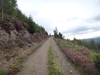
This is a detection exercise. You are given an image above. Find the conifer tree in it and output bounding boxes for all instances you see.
[0,0,17,17]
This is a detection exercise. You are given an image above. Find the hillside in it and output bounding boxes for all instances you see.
[0,0,48,73]
[0,0,100,75]
[55,38,100,75]
[0,16,48,71]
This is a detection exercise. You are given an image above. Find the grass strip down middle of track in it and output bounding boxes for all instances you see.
[48,45,65,75]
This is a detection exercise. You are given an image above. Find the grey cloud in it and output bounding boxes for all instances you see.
[93,15,100,21]
[63,26,100,35]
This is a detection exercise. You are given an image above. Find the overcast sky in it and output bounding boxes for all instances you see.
[17,0,100,39]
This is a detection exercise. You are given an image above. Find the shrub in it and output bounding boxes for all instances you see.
[94,54,100,72]
[7,67,19,75]
[0,69,7,75]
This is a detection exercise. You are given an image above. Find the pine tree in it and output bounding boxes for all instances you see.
[0,0,17,17]
[59,32,63,39]
[28,16,36,34]
[0,0,3,19]
[54,27,58,38]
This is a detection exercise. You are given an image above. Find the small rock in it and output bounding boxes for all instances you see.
[68,63,70,66]
[69,70,73,74]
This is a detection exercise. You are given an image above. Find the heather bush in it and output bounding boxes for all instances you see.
[13,19,24,30]
[55,39,99,75]
[7,67,19,75]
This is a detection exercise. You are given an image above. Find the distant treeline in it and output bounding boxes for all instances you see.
[68,38,100,52]
[83,38,100,43]
[0,0,48,34]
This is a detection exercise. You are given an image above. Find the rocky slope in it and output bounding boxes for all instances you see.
[0,18,48,70]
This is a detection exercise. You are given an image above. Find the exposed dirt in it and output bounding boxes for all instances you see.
[17,37,52,75]
[17,37,81,75]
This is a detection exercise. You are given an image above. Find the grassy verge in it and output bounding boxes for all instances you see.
[48,45,65,75]
[54,38,100,75]
[7,57,24,75]
[0,58,23,75]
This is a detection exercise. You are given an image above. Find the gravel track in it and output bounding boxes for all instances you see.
[17,37,81,75]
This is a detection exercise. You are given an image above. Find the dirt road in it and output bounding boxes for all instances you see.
[17,37,81,75]
[51,38,81,75]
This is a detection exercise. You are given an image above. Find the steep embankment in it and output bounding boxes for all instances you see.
[0,18,48,72]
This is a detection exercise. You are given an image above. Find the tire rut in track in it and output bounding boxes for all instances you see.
[50,38,81,75]
[17,37,52,75]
